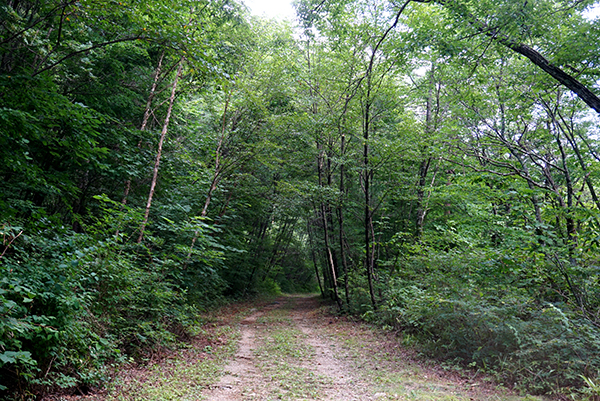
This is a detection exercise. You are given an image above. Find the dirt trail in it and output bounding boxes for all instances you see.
[46,295,543,401]
[205,295,373,401]
[202,295,539,401]
[291,297,371,401]
[204,303,276,400]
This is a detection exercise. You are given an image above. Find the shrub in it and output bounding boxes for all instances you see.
[376,249,600,396]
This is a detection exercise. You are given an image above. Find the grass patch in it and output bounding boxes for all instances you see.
[103,321,239,400]
[251,303,329,399]
[317,312,546,401]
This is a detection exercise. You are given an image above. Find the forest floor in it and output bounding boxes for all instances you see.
[48,294,545,401]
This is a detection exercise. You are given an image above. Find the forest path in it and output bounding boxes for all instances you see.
[202,294,537,401]
[204,295,371,401]
[53,295,543,401]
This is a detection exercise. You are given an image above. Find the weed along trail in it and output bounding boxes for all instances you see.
[203,295,543,401]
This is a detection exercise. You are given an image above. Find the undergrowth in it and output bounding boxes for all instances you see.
[361,248,600,399]
[104,325,238,401]
[0,206,227,400]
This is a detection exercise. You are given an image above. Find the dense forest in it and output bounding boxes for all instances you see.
[1,0,600,399]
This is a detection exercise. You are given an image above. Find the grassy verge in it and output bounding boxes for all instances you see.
[97,297,277,400]
[103,325,238,401]
[318,303,546,401]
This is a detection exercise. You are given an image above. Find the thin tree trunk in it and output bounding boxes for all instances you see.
[565,129,600,210]
[325,145,341,292]
[515,153,544,225]
[416,66,436,239]
[337,131,350,309]
[308,40,339,305]
[363,77,377,310]
[545,101,600,211]
[137,58,183,243]
[308,218,325,297]
[548,120,576,255]
[542,163,570,237]
[215,182,237,223]
[185,94,231,262]
[321,201,342,309]
[317,143,342,308]
[497,96,544,226]
[415,157,431,238]
[245,217,272,294]
[262,220,292,281]
[314,205,334,296]
[121,50,165,207]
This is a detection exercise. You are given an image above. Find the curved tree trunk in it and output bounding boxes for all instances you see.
[411,0,600,113]
[121,50,165,208]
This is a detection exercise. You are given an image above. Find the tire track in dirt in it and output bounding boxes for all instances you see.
[205,295,378,401]
[292,297,373,401]
[204,303,280,400]
[204,295,545,401]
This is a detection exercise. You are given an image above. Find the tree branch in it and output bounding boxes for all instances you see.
[411,0,600,113]
[32,36,144,77]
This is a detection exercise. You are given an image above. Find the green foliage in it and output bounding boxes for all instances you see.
[2,0,600,398]
[0,193,236,397]
[580,374,600,401]
[256,278,283,296]
[0,223,120,395]
[374,246,600,396]
[0,0,257,394]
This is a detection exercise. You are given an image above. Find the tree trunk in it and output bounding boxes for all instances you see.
[121,50,165,207]
[262,219,295,281]
[547,118,577,256]
[308,218,325,297]
[415,157,431,238]
[496,96,543,226]
[337,131,351,309]
[137,58,183,243]
[545,102,600,211]
[416,66,441,239]
[185,94,231,262]
[317,142,342,309]
[413,0,600,113]
[321,201,342,309]
[363,85,377,310]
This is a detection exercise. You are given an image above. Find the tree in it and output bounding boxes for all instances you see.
[413,0,600,113]
[138,58,184,243]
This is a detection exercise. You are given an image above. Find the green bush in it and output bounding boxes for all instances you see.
[376,249,600,396]
[0,198,232,397]
[0,226,120,396]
